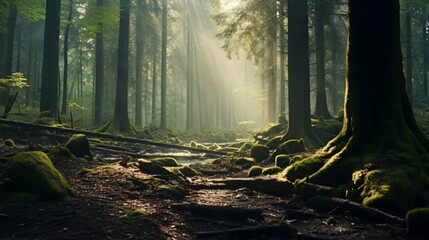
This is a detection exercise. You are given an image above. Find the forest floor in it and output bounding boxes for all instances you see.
[0,138,411,240]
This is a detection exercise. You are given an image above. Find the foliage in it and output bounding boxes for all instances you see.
[0,72,28,92]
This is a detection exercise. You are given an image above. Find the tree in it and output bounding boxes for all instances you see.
[160,0,167,130]
[135,0,144,127]
[94,0,105,125]
[40,0,61,119]
[61,0,73,115]
[405,9,413,103]
[313,0,332,119]
[280,0,321,147]
[99,0,135,134]
[282,0,429,214]
[278,0,286,123]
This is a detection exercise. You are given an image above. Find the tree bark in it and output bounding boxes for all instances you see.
[40,0,61,120]
[61,0,73,115]
[278,0,286,123]
[160,0,168,130]
[282,0,429,214]
[135,0,144,127]
[282,0,321,148]
[405,11,413,103]
[422,7,428,98]
[314,0,331,119]
[94,0,105,125]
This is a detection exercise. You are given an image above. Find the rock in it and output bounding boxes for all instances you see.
[248,166,263,177]
[275,154,290,169]
[406,208,429,237]
[262,166,283,175]
[279,139,305,154]
[0,151,72,203]
[250,144,269,163]
[150,157,179,167]
[65,134,93,160]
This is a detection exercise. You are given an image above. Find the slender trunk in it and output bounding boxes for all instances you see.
[61,0,73,114]
[135,0,144,127]
[160,0,168,130]
[1,5,17,107]
[151,45,157,125]
[314,0,331,119]
[186,0,194,130]
[278,0,286,123]
[15,25,21,71]
[405,11,413,103]
[94,0,105,125]
[25,23,35,106]
[423,7,428,98]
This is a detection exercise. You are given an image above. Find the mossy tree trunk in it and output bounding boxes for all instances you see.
[99,0,135,135]
[283,0,429,214]
[281,0,322,148]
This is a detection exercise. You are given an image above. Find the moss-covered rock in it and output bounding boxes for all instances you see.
[248,166,263,177]
[250,144,269,163]
[235,157,255,166]
[275,154,290,169]
[280,156,325,181]
[0,151,72,203]
[150,157,179,167]
[4,139,15,147]
[65,134,93,160]
[157,184,186,198]
[266,136,282,150]
[262,166,283,175]
[290,155,304,164]
[406,208,429,237]
[167,166,202,177]
[279,139,305,154]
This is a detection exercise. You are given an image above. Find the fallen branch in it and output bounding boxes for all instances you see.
[194,223,297,238]
[307,195,405,226]
[190,177,294,196]
[171,202,263,220]
[0,118,228,156]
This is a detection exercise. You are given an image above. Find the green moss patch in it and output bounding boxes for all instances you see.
[65,134,93,160]
[361,168,415,214]
[150,157,179,167]
[238,142,253,153]
[275,154,290,169]
[157,184,186,198]
[167,166,202,177]
[248,166,263,177]
[406,208,429,237]
[4,139,15,147]
[0,151,72,203]
[280,155,325,182]
[262,166,282,176]
[250,144,269,163]
[279,139,305,154]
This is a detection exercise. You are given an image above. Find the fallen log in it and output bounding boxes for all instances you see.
[190,177,294,196]
[0,118,228,156]
[194,223,297,238]
[171,202,263,220]
[307,195,405,226]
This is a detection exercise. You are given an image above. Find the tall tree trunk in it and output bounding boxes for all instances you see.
[283,0,429,215]
[94,0,105,125]
[160,0,168,130]
[186,0,194,130]
[422,7,428,98]
[100,0,134,134]
[15,25,21,71]
[267,2,277,123]
[1,4,17,107]
[405,11,413,103]
[61,0,73,114]
[278,0,286,123]
[282,0,321,147]
[135,0,144,127]
[151,43,157,125]
[314,0,331,119]
[40,0,61,120]
[25,24,35,106]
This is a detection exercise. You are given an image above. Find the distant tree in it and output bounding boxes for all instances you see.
[313,0,332,119]
[135,0,144,127]
[40,0,61,119]
[282,0,429,214]
[94,0,105,125]
[160,0,167,130]
[278,0,286,123]
[61,0,73,115]
[281,0,322,147]
[99,0,135,134]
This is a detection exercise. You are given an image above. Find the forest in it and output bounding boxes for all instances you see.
[1,0,429,239]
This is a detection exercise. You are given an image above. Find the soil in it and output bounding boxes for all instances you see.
[0,140,411,240]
